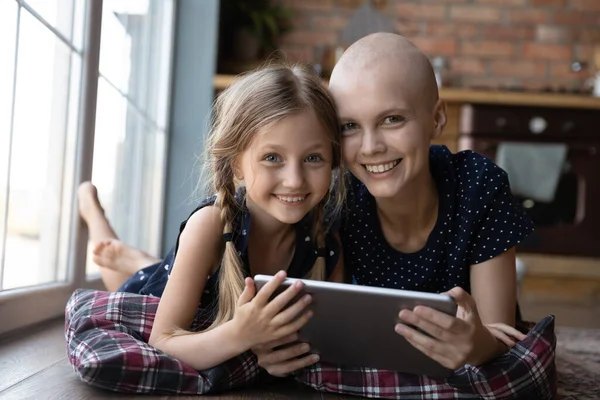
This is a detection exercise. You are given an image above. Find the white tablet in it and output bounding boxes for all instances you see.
[254,274,457,377]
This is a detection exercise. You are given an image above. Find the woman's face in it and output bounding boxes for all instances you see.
[331,67,439,199]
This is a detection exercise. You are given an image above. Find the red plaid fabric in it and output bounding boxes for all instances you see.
[294,316,557,399]
[66,288,556,398]
[65,289,262,394]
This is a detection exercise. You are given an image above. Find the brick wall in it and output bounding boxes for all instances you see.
[274,0,600,92]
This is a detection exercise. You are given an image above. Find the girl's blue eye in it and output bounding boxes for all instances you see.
[264,154,281,162]
[383,115,405,124]
[341,122,358,133]
[306,154,323,163]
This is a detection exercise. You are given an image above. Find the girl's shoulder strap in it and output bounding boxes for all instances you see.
[287,214,341,280]
[172,188,249,255]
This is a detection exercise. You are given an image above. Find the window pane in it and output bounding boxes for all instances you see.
[2,9,81,290]
[99,0,174,130]
[0,0,18,282]
[22,0,85,50]
[86,0,174,277]
[87,78,167,276]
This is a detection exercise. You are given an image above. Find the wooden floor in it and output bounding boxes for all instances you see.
[0,319,354,400]
[2,269,600,399]
[518,268,600,329]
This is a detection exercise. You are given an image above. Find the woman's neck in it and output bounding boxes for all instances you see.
[375,167,439,251]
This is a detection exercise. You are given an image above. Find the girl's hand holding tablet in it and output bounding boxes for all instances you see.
[231,271,314,351]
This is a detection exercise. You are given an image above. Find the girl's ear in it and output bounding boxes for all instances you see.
[233,158,243,181]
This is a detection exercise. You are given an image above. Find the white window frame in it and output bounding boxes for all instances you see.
[0,0,215,337]
[0,0,104,335]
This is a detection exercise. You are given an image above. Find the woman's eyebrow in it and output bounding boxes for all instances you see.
[374,108,413,119]
[338,107,414,122]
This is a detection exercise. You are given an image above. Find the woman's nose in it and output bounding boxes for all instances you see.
[360,130,386,156]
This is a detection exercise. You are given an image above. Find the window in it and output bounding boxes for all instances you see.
[88,0,174,275]
[0,0,175,335]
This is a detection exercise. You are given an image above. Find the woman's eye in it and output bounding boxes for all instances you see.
[263,154,281,163]
[383,115,405,124]
[306,154,323,163]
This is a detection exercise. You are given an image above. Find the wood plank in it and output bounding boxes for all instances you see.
[0,317,353,399]
[443,103,460,138]
[0,358,168,399]
[439,87,600,110]
[0,318,67,392]
[171,379,329,399]
[213,74,600,110]
[518,272,600,329]
[4,358,353,399]
[519,275,600,306]
[519,301,600,329]
[518,253,600,279]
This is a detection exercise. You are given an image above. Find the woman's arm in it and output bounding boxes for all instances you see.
[470,247,518,327]
[394,247,522,368]
[468,246,521,358]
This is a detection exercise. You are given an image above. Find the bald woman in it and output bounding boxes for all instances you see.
[254,33,533,376]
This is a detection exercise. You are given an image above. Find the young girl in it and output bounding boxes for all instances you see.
[254,33,531,376]
[78,64,346,371]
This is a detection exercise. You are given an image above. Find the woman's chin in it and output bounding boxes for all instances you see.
[364,181,402,199]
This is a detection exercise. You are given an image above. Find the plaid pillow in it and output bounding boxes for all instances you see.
[65,288,262,394]
[294,316,557,399]
[66,288,556,398]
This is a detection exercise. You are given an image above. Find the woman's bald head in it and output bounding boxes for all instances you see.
[330,33,439,112]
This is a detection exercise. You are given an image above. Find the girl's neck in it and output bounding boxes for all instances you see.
[375,166,439,240]
[245,196,294,240]
[245,197,296,275]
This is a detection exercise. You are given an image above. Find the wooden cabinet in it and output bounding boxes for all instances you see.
[213,74,600,275]
[213,74,600,155]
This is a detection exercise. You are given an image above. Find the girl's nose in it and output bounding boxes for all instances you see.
[282,164,305,189]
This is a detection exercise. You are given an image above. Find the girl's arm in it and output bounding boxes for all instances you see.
[148,206,241,368]
[148,207,311,370]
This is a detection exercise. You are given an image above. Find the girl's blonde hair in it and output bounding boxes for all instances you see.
[203,63,345,330]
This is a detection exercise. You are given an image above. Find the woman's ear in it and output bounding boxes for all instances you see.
[431,99,447,140]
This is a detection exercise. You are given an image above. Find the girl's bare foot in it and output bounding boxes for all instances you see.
[78,181,106,225]
[78,181,159,291]
[93,239,160,276]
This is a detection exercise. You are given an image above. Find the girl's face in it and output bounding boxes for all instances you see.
[236,110,333,226]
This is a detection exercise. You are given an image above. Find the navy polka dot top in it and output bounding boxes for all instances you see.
[118,189,340,308]
[341,145,534,294]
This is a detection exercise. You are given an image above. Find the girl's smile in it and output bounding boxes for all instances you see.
[273,193,309,206]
